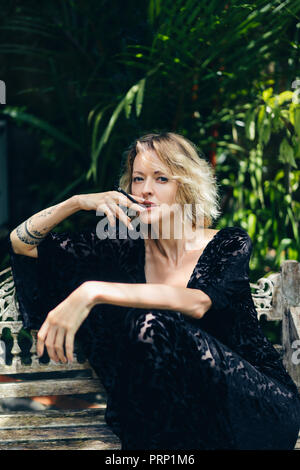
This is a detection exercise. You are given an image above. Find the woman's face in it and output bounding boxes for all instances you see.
[131,150,180,231]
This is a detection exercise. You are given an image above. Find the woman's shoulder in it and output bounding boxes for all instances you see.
[216,226,252,242]
[213,226,253,256]
[193,226,251,250]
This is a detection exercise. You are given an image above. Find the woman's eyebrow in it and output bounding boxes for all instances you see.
[133,170,165,175]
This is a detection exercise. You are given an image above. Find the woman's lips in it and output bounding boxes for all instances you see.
[141,201,158,207]
[141,202,158,211]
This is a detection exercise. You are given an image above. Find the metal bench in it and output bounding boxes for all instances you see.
[0,260,299,450]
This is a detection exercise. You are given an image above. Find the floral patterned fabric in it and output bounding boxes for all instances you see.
[8,226,300,449]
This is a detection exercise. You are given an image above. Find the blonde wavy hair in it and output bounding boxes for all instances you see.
[118,132,221,228]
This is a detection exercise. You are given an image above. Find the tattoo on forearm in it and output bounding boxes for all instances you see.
[36,207,56,218]
[16,223,42,246]
[15,209,57,246]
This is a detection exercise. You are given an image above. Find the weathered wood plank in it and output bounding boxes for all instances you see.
[0,438,121,450]
[290,306,300,338]
[281,260,300,306]
[0,408,105,419]
[0,408,107,428]
[0,378,105,397]
[0,424,119,442]
[281,261,300,389]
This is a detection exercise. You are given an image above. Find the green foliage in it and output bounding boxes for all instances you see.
[87,64,162,182]
[215,86,300,278]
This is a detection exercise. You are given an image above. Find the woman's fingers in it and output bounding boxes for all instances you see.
[77,191,148,213]
[114,191,145,203]
[108,202,134,230]
[45,326,59,362]
[54,327,68,363]
[97,202,116,227]
[37,320,50,358]
[35,287,90,365]
[38,323,74,364]
[44,326,60,363]
[37,319,67,363]
[113,191,146,212]
[124,200,146,213]
[96,192,147,227]
[129,193,145,202]
[98,201,141,230]
[65,330,75,363]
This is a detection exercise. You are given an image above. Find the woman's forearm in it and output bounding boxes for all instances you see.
[10,195,81,256]
[84,281,212,320]
[36,281,212,363]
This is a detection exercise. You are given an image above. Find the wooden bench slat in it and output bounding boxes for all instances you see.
[0,424,119,442]
[0,423,118,449]
[0,438,121,450]
[0,377,104,397]
[0,408,107,428]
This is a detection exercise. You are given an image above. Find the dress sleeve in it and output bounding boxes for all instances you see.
[195,227,253,312]
[8,229,116,330]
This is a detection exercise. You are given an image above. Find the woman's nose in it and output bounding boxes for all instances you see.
[142,178,154,197]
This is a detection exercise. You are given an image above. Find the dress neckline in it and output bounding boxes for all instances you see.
[139,228,224,288]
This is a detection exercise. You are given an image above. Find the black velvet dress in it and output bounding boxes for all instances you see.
[8,226,300,450]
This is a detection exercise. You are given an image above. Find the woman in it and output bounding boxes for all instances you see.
[8,132,300,450]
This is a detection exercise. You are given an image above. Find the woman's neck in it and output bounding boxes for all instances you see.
[143,224,207,267]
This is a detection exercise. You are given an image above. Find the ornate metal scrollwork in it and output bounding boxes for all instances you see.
[0,267,19,322]
[0,267,89,373]
[250,273,283,321]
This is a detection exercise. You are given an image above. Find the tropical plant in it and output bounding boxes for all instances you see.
[212,85,300,278]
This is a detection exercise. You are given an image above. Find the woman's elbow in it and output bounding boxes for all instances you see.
[195,292,212,319]
[9,231,38,258]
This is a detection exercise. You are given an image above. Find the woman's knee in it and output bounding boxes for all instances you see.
[135,311,157,344]
[125,308,184,348]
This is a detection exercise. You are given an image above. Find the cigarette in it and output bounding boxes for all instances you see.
[117,187,146,207]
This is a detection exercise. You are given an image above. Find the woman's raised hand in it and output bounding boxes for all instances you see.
[75,191,147,230]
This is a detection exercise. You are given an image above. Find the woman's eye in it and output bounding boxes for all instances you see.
[132,176,168,182]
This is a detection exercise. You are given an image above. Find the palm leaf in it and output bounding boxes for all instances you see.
[0,107,83,153]
[87,83,140,181]
[87,63,162,181]
[136,78,146,117]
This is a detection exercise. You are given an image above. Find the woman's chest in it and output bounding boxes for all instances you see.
[144,253,202,288]
[141,230,219,288]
